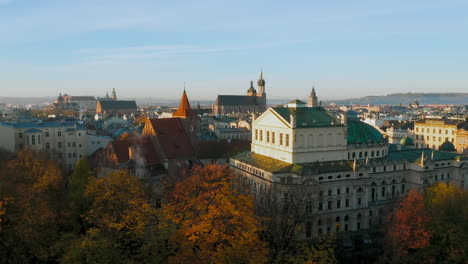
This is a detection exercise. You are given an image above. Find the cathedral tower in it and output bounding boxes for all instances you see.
[247,81,256,96]
[111,88,117,101]
[308,86,318,107]
[257,71,266,111]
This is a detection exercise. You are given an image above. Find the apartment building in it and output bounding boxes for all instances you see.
[0,121,110,170]
[414,118,467,150]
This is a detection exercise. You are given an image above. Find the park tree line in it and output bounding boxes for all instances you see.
[1,149,466,263]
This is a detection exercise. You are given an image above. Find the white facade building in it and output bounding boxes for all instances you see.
[0,121,110,170]
[230,100,468,238]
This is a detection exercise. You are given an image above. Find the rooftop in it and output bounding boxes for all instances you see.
[272,106,342,128]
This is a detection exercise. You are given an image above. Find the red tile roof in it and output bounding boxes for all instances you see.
[147,118,195,159]
[110,139,131,164]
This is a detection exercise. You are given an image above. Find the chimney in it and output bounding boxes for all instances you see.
[290,114,296,128]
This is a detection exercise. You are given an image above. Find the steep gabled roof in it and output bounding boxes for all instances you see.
[110,139,131,164]
[71,96,96,101]
[147,118,194,159]
[173,90,197,118]
[215,95,259,106]
[98,100,137,111]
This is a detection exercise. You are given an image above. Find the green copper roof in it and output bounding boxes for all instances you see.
[272,107,342,128]
[439,141,456,152]
[400,136,414,146]
[232,152,353,174]
[347,120,386,145]
[385,149,459,162]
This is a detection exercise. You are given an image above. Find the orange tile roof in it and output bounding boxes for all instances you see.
[173,90,197,118]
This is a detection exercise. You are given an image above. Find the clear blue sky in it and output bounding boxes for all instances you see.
[1,0,467,101]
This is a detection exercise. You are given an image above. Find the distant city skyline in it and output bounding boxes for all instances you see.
[1,0,467,100]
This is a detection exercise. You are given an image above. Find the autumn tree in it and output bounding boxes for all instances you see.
[380,189,432,263]
[272,234,337,264]
[163,164,269,264]
[61,169,162,264]
[423,183,468,263]
[0,150,68,263]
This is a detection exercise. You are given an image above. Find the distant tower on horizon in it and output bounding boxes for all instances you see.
[111,88,117,101]
[308,85,319,107]
[257,71,266,111]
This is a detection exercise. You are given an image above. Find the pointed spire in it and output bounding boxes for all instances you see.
[420,151,425,166]
[365,156,369,165]
[431,150,435,160]
[173,89,197,118]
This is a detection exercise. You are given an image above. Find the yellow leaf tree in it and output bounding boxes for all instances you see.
[163,164,269,264]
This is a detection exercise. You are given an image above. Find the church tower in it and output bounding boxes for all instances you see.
[257,71,266,111]
[111,88,117,101]
[173,89,199,149]
[247,81,256,96]
[308,85,318,107]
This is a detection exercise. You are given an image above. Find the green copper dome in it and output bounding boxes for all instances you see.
[439,141,455,152]
[347,120,386,145]
[400,136,414,146]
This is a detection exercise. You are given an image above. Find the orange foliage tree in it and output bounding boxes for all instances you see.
[163,164,269,264]
[383,189,432,262]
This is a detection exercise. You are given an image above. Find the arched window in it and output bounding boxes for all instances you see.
[336,216,341,222]
[344,215,349,221]
[371,151,375,157]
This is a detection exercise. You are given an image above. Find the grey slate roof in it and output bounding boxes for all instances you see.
[98,100,137,111]
[215,95,259,106]
[71,96,96,101]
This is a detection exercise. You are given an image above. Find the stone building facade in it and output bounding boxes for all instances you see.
[230,100,468,238]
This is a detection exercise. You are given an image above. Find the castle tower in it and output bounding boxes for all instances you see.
[111,88,117,101]
[257,71,266,112]
[308,85,318,107]
[247,81,256,96]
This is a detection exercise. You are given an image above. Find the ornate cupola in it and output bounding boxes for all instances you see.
[247,81,257,96]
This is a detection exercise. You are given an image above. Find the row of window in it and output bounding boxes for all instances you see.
[372,164,406,173]
[348,149,386,159]
[415,135,455,143]
[416,127,455,135]
[19,131,81,138]
[319,173,363,181]
[255,129,290,147]
[318,197,362,210]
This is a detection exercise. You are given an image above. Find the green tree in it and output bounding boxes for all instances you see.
[68,158,94,234]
